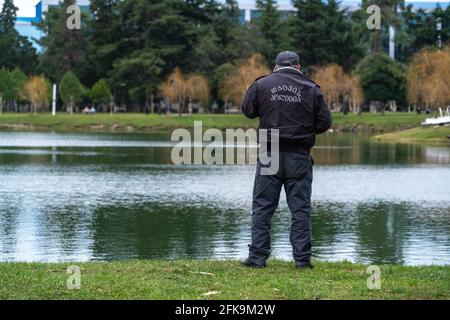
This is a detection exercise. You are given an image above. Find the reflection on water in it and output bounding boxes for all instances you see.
[0,131,449,265]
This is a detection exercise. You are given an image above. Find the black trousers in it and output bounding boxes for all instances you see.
[248,150,313,265]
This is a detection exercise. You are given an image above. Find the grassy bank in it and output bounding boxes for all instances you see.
[0,112,428,133]
[374,126,450,144]
[0,260,449,300]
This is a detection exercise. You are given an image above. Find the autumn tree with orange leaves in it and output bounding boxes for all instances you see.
[407,47,450,111]
[312,64,364,113]
[23,76,50,113]
[160,68,209,115]
[218,54,270,107]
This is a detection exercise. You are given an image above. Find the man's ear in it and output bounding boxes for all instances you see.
[296,64,301,70]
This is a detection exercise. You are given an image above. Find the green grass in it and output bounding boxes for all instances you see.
[0,112,429,133]
[0,113,257,132]
[0,260,449,300]
[374,126,450,144]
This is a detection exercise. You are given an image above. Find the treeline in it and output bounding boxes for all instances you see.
[1,0,450,114]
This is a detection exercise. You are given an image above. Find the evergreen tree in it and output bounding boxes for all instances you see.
[89,0,119,80]
[0,0,37,74]
[0,0,17,32]
[213,0,240,48]
[225,23,271,62]
[107,0,222,106]
[191,25,222,73]
[441,5,450,45]
[397,5,448,61]
[36,0,88,82]
[107,0,180,106]
[0,30,38,74]
[255,0,290,61]
[289,0,363,70]
[403,8,435,54]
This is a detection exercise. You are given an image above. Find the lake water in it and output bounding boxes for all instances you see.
[0,131,449,265]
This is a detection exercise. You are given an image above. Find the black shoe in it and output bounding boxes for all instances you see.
[240,258,266,269]
[296,262,314,270]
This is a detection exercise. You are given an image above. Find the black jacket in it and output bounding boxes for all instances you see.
[241,67,332,151]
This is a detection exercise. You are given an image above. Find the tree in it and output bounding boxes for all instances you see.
[160,68,210,115]
[407,47,450,111]
[289,0,363,70]
[398,6,437,60]
[356,53,406,111]
[439,5,450,45]
[23,76,50,113]
[106,0,192,108]
[89,0,120,80]
[212,0,240,56]
[36,0,88,82]
[397,5,450,61]
[191,25,222,74]
[186,75,210,111]
[312,65,364,114]
[254,0,290,60]
[0,0,17,32]
[110,50,164,112]
[0,29,38,74]
[218,54,270,106]
[0,68,12,114]
[9,67,26,103]
[225,24,272,63]
[0,0,37,74]
[89,79,112,111]
[0,67,26,113]
[59,71,86,115]
[346,75,365,114]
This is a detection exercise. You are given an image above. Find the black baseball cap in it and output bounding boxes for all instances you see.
[275,51,300,66]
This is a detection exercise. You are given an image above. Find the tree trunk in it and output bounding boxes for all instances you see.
[188,98,193,115]
[144,86,149,115]
[372,29,382,53]
[150,94,155,114]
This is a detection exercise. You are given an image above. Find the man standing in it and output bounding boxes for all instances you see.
[241,51,332,269]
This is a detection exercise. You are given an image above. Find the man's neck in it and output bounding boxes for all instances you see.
[274,66,303,74]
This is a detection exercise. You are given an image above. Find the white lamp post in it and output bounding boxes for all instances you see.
[52,84,57,116]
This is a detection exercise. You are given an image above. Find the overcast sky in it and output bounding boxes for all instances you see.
[0,0,448,18]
